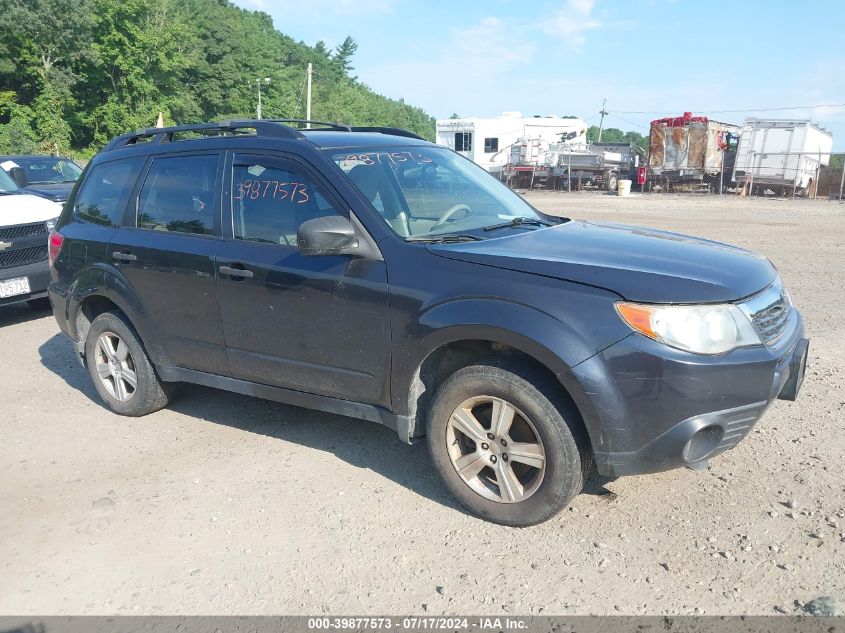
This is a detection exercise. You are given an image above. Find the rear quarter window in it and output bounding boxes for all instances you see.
[73,157,145,227]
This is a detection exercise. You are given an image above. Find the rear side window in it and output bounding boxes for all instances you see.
[232,156,342,246]
[137,154,219,235]
[73,158,144,227]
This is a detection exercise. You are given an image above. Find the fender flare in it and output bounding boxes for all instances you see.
[66,264,168,366]
[394,297,607,419]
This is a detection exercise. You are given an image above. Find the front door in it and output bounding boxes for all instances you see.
[216,152,392,406]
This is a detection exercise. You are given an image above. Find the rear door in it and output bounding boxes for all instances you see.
[215,151,392,406]
[107,151,228,374]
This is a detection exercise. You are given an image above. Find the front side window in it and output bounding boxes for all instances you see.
[137,155,218,235]
[232,156,343,246]
[73,157,145,227]
[331,147,547,238]
[454,132,472,152]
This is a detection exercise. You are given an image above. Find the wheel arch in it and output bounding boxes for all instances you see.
[66,268,165,365]
[402,330,591,451]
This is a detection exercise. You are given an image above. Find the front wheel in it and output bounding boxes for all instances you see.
[427,362,590,526]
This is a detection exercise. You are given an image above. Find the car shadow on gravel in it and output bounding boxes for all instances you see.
[38,333,103,402]
[37,332,469,516]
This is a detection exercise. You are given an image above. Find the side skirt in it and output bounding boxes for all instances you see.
[156,366,415,444]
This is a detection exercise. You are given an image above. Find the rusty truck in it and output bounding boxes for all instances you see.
[647,113,740,192]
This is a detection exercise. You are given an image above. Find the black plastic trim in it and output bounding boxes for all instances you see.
[156,365,413,442]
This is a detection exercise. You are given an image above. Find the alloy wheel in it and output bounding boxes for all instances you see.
[94,331,138,402]
[445,395,546,503]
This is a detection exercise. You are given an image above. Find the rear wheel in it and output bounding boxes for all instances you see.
[427,361,590,526]
[604,171,619,192]
[84,311,171,416]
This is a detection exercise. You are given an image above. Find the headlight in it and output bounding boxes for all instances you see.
[45,217,59,232]
[616,302,762,355]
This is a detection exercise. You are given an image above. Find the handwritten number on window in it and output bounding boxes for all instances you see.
[234,178,310,204]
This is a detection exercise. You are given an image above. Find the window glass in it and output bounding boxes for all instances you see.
[454,132,472,152]
[232,158,342,246]
[484,137,499,153]
[137,155,218,235]
[0,167,19,193]
[331,148,544,238]
[10,156,82,183]
[74,157,144,227]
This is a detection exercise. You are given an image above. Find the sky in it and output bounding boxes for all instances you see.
[234,0,845,150]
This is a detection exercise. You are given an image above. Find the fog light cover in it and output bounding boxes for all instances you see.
[683,425,724,462]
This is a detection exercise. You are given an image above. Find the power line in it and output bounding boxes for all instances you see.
[606,112,648,130]
[610,102,845,115]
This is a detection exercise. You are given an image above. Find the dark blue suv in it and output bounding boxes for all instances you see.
[47,120,808,526]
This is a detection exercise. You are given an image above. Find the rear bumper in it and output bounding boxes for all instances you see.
[559,312,807,478]
[0,259,50,307]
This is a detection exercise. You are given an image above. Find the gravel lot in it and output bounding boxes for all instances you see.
[1,193,843,616]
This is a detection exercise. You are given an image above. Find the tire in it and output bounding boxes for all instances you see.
[26,297,51,310]
[426,361,590,527]
[604,171,618,192]
[84,310,171,416]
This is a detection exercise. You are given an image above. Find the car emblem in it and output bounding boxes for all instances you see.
[0,241,11,251]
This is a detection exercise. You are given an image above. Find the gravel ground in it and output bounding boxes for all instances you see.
[1,193,843,616]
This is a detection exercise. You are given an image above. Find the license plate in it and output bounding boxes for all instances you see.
[0,276,31,299]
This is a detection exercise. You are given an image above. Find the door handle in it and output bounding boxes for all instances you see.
[219,265,254,279]
[112,251,137,262]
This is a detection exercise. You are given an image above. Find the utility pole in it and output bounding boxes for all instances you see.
[255,77,270,119]
[306,63,313,128]
[597,97,608,142]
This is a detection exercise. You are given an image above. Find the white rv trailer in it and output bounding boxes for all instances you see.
[733,118,833,195]
[435,112,588,174]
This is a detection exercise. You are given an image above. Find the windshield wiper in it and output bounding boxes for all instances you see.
[405,234,482,244]
[483,217,554,232]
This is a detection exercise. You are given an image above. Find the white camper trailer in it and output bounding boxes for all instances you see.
[733,119,833,196]
[435,112,588,174]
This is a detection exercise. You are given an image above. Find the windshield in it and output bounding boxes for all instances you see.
[3,156,83,184]
[0,167,20,193]
[329,146,550,239]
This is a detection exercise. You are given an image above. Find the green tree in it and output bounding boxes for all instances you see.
[0,0,436,152]
[333,36,358,76]
[0,92,38,154]
[0,0,95,152]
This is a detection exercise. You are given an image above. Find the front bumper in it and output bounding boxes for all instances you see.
[559,312,807,478]
[0,259,50,307]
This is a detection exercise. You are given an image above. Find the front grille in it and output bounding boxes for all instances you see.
[0,245,48,269]
[741,281,792,346]
[0,222,47,241]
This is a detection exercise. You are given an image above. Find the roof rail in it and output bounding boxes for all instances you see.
[349,126,426,141]
[102,120,305,151]
[101,119,428,152]
[264,119,353,132]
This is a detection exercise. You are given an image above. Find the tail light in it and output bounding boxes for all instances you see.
[48,230,64,267]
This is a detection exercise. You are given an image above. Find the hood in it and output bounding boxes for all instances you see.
[23,182,75,202]
[428,220,776,303]
[0,192,62,226]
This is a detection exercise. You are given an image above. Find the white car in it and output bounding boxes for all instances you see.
[0,168,62,309]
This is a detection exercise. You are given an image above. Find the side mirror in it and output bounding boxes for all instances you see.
[9,166,28,187]
[297,215,359,257]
